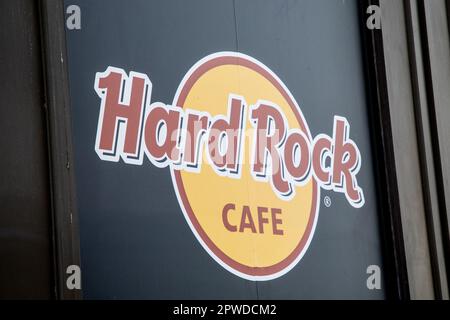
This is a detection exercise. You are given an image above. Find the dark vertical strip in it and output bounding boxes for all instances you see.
[416,0,450,294]
[0,0,54,299]
[446,0,450,37]
[444,0,450,295]
[403,0,443,299]
[358,0,410,300]
[38,0,82,299]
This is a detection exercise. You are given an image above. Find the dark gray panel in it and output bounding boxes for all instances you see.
[64,0,256,299]
[234,0,384,299]
[0,0,54,299]
[380,0,435,299]
[65,0,385,299]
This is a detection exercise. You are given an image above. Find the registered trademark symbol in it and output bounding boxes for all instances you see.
[324,196,332,208]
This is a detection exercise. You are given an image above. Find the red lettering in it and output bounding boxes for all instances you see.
[94,68,149,163]
[312,135,333,186]
[332,117,364,207]
[257,207,269,234]
[94,68,365,208]
[144,103,182,165]
[271,208,284,235]
[284,130,310,183]
[223,204,284,235]
[251,102,291,197]
[222,203,237,232]
[184,111,210,168]
[239,206,257,233]
[208,96,245,174]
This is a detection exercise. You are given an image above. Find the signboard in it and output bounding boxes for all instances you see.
[65,0,385,299]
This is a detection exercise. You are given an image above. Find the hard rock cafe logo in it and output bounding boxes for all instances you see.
[94,52,365,281]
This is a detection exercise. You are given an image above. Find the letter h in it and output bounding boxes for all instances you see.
[94,67,152,165]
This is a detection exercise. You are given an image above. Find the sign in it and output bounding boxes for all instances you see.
[93,52,364,280]
[65,0,385,299]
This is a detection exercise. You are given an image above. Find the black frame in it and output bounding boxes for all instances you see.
[39,0,81,300]
[415,0,450,298]
[39,0,411,299]
[358,0,410,299]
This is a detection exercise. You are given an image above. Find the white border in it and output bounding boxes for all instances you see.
[170,52,320,281]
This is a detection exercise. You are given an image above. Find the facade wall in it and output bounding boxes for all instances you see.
[0,0,449,299]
